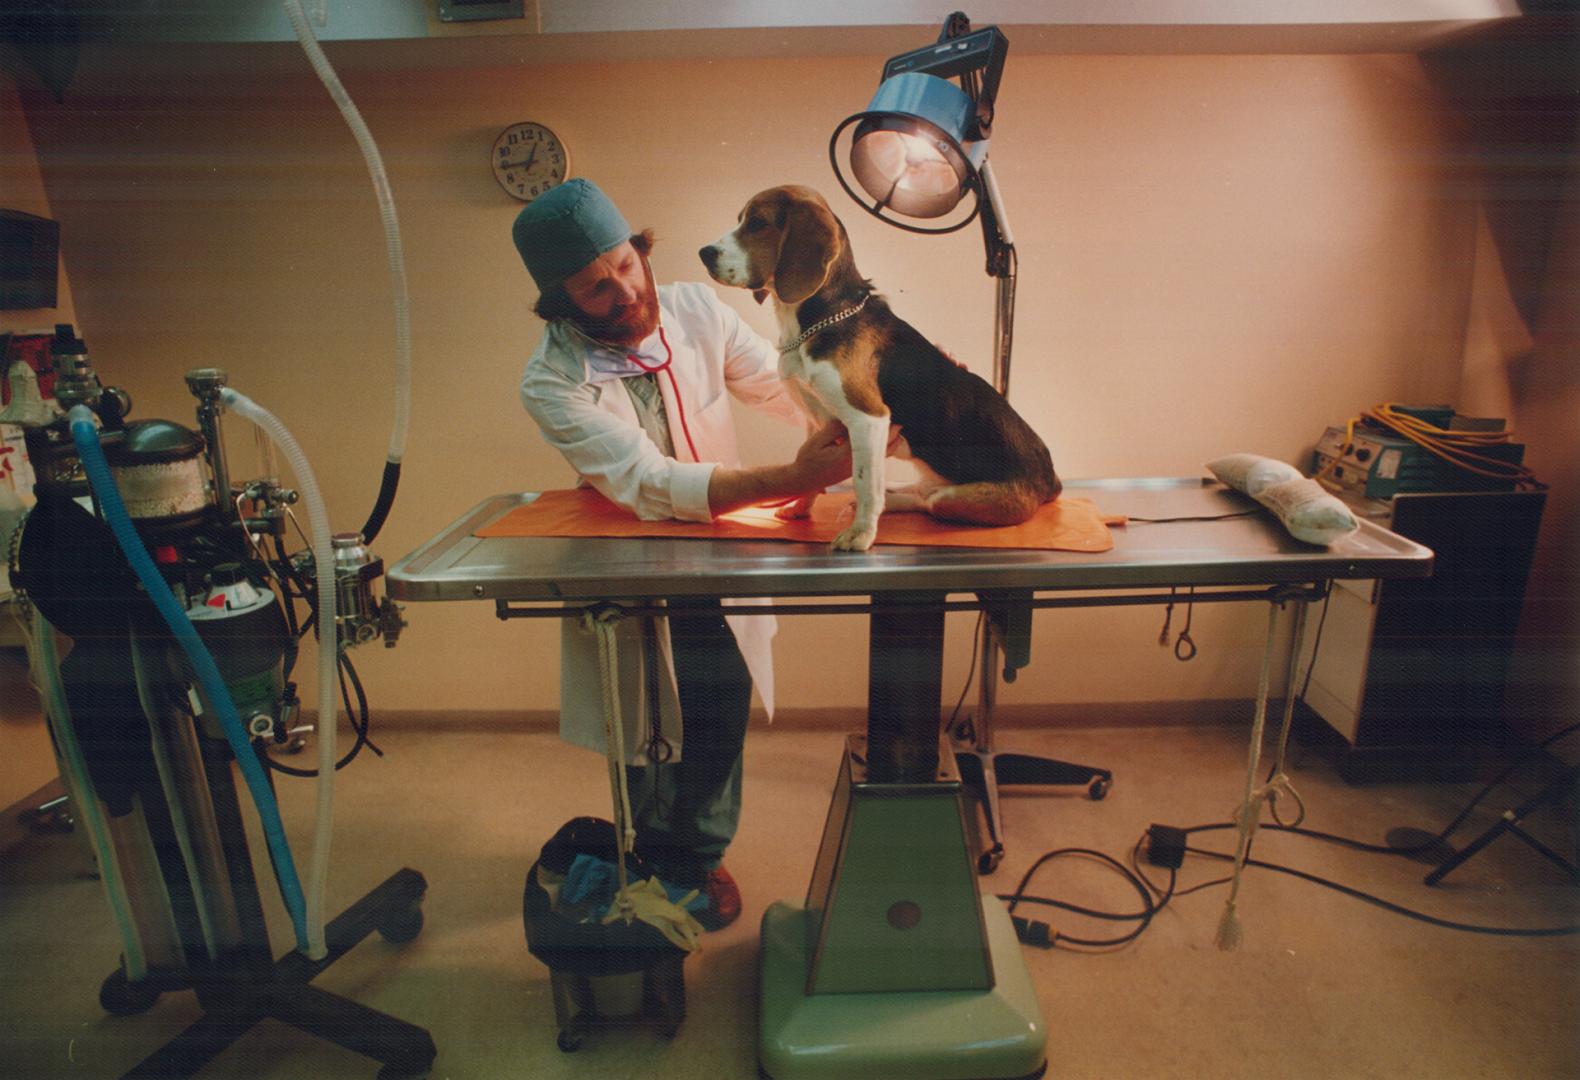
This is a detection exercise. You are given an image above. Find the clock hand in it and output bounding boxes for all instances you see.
[500,144,542,172]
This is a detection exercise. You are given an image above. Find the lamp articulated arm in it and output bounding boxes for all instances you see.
[979,159,1016,396]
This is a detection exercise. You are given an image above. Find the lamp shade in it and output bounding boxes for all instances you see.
[848,71,978,219]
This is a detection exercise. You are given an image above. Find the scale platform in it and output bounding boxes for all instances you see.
[757,737,1046,1080]
[759,898,1045,1080]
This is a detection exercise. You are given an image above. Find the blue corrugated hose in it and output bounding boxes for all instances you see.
[70,407,311,952]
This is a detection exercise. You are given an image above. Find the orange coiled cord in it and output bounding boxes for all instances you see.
[1313,403,1546,491]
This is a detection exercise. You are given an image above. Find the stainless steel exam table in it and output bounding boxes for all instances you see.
[386,477,1433,1080]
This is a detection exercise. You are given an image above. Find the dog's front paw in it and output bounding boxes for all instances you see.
[831,520,878,551]
[775,494,817,520]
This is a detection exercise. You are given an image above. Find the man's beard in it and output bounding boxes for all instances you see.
[568,260,660,347]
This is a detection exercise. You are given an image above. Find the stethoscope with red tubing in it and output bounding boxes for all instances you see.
[601,324,701,463]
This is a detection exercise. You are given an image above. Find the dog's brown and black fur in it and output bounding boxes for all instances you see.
[701,185,1059,550]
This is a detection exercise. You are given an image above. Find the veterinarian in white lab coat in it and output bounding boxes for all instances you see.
[514,179,852,928]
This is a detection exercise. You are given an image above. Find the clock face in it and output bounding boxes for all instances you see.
[492,122,569,202]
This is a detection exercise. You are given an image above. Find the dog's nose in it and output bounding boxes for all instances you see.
[698,245,718,270]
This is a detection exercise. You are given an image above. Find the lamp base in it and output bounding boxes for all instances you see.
[757,897,1047,1080]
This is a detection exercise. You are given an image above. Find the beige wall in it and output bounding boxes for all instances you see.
[7,43,1566,720]
[1,73,75,810]
[1,75,76,330]
[1496,144,1580,741]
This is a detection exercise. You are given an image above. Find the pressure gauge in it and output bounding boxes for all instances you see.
[491,121,569,203]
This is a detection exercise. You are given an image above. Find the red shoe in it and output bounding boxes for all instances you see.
[697,865,742,931]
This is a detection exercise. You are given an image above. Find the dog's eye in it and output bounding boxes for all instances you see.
[742,217,763,233]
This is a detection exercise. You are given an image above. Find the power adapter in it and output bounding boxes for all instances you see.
[1012,914,1054,949]
[1145,824,1187,869]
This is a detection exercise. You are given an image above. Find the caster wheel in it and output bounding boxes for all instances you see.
[378,906,424,944]
[99,970,161,1017]
[557,1030,584,1053]
[1088,777,1111,801]
[977,847,1004,875]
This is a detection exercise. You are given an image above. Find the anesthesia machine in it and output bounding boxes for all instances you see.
[5,324,433,1077]
[1,0,435,1074]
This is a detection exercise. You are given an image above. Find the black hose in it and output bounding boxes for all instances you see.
[359,459,401,546]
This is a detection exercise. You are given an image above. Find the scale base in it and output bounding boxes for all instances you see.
[758,898,1047,1080]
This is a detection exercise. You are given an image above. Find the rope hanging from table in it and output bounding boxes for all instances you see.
[1214,597,1311,950]
[584,606,637,925]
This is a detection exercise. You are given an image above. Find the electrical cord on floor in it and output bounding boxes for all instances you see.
[1263,720,1580,853]
[999,843,1177,950]
[1175,836,1578,938]
[1003,742,1580,949]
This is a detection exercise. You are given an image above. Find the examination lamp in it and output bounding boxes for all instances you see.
[829,11,1016,388]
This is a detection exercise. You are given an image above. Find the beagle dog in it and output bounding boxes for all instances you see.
[699,185,1060,551]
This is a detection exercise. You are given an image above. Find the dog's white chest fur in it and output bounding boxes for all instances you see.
[773,304,849,421]
[769,300,907,550]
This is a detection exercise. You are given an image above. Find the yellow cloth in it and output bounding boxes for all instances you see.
[602,876,704,952]
[477,487,1117,552]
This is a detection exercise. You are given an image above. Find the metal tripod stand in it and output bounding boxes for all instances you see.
[1425,761,1579,886]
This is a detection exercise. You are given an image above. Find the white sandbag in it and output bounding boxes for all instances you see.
[1206,453,1303,498]
[1205,453,1359,546]
[1252,477,1360,545]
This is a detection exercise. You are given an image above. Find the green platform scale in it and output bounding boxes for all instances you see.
[758,594,1047,1080]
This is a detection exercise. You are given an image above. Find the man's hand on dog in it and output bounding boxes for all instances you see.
[792,420,857,492]
[774,420,904,521]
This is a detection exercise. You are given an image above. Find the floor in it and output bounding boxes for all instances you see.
[1,713,1577,1080]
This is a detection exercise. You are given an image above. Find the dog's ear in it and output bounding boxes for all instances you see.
[774,196,841,305]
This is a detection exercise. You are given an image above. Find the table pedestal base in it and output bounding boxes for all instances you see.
[758,898,1045,1080]
[758,737,1045,1080]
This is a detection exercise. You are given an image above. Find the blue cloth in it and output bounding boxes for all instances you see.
[559,854,709,920]
[512,178,632,294]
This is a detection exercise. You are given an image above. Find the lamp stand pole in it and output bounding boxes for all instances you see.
[955,162,1113,876]
[971,159,1016,764]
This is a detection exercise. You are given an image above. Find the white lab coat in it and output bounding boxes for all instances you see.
[520,281,808,763]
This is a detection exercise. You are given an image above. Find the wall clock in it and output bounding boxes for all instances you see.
[491,121,569,202]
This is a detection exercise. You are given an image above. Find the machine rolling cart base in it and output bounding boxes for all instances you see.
[114,865,434,1080]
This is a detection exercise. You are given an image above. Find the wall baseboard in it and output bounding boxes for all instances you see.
[362,698,1259,732]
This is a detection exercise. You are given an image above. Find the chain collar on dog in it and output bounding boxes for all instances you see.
[779,294,869,354]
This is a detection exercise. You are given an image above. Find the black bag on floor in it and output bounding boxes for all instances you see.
[522,816,687,978]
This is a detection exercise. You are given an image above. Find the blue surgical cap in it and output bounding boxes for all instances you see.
[511,179,632,294]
